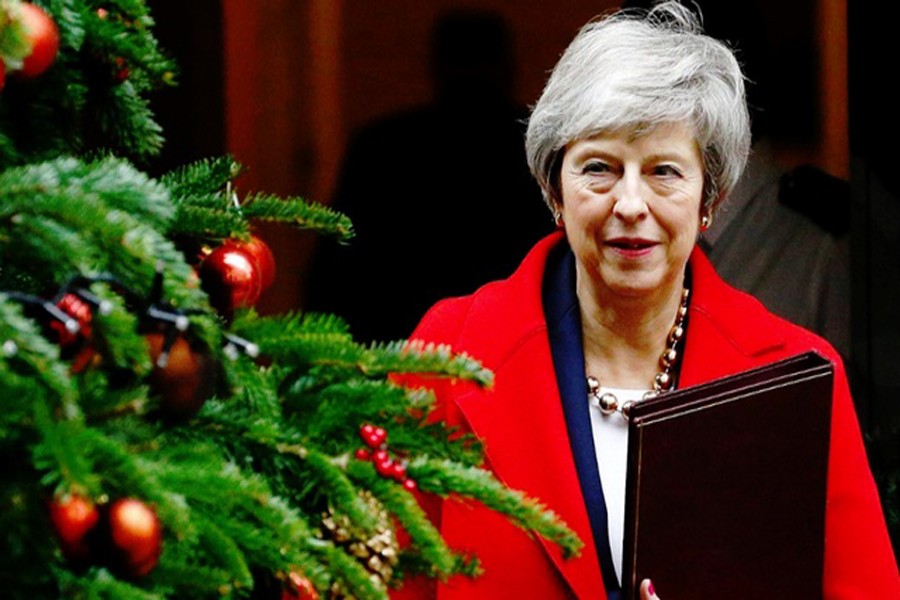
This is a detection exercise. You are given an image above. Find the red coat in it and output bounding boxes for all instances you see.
[398,233,899,599]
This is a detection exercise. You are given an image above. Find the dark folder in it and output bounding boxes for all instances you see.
[622,352,834,599]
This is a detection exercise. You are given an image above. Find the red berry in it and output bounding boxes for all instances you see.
[49,493,99,561]
[114,56,129,81]
[17,3,60,78]
[354,448,371,460]
[359,423,387,448]
[402,478,418,491]
[372,449,389,464]
[107,498,162,577]
[198,244,263,314]
[374,458,394,477]
[390,462,407,480]
[282,570,319,600]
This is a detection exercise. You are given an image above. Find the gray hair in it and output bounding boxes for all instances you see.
[525,1,751,213]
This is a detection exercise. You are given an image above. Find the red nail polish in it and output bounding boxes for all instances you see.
[648,580,656,596]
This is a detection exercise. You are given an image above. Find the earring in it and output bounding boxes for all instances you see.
[553,210,564,228]
[700,211,713,231]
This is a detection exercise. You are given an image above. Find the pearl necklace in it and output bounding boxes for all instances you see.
[586,287,690,421]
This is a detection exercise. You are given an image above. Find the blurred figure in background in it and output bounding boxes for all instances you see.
[307,9,551,343]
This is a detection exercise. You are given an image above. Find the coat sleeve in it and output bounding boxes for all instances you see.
[823,358,900,598]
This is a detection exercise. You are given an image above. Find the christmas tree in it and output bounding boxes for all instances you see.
[0,2,581,598]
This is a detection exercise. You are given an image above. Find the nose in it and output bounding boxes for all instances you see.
[612,167,648,222]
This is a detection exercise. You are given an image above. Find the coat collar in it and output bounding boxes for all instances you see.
[445,234,788,598]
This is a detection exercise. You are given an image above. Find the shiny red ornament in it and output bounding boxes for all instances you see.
[355,448,371,460]
[402,478,417,492]
[282,571,319,600]
[235,235,276,291]
[17,3,60,78]
[49,493,100,562]
[107,498,162,577]
[372,449,389,464]
[198,244,262,314]
[49,294,92,348]
[49,294,96,372]
[146,333,217,420]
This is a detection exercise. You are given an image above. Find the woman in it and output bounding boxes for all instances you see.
[401,3,899,598]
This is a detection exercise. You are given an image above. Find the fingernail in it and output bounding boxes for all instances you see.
[648,580,656,597]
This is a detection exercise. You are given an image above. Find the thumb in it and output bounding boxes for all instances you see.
[640,578,660,600]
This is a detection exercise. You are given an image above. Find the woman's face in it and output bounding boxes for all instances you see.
[559,122,705,301]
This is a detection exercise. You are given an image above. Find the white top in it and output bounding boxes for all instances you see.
[588,386,649,586]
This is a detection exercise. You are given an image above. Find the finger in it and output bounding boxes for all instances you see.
[640,578,660,600]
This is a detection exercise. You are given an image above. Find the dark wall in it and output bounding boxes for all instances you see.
[848,0,900,546]
[147,0,225,176]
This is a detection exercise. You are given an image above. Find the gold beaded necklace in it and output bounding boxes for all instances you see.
[586,287,690,421]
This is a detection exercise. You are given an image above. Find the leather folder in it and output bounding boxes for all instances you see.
[622,351,833,599]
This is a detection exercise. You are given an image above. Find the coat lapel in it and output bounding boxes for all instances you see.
[455,334,606,599]
[449,234,606,599]
[680,246,787,386]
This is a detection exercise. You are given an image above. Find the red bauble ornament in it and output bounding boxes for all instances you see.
[49,293,97,372]
[17,3,60,78]
[402,478,417,492]
[106,498,162,577]
[235,235,276,291]
[372,449,389,464]
[355,448,371,461]
[146,333,217,420]
[49,493,100,562]
[282,571,319,600]
[49,293,92,348]
[198,244,262,314]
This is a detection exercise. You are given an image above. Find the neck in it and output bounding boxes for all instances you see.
[578,269,685,390]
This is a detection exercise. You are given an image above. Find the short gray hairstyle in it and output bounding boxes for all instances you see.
[525,1,751,214]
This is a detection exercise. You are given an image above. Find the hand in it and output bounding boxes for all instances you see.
[640,579,660,600]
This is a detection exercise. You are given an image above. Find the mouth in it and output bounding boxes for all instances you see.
[605,238,658,250]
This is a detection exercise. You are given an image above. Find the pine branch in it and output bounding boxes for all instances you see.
[160,156,242,197]
[410,458,583,559]
[296,449,380,533]
[365,340,493,385]
[240,194,355,242]
[0,295,78,410]
[347,461,461,579]
[167,203,249,241]
[58,569,167,600]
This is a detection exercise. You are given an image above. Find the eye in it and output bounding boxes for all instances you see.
[582,160,613,175]
[652,164,682,178]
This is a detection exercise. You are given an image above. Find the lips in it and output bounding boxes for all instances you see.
[605,237,658,249]
[605,237,658,257]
